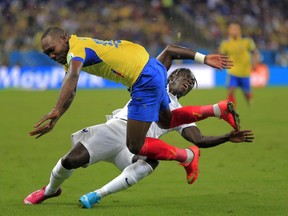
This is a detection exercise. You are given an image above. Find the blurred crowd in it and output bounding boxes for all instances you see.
[0,0,177,66]
[0,0,287,66]
[178,0,287,49]
[177,0,288,66]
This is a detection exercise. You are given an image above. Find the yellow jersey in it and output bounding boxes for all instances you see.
[219,37,256,77]
[64,35,150,87]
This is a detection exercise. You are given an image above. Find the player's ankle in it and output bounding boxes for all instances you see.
[213,104,221,118]
[182,148,194,165]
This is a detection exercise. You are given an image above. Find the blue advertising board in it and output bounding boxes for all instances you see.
[0,65,287,90]
[0,66,125,89]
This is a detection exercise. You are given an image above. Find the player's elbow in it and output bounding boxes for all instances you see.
[165,44,178,53]
[127,141,142,154]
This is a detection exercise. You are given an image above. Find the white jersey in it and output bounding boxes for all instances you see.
[71,92,196,170]
[111,92,196,138]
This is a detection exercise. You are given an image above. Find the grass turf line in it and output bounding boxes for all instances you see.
[0,87,287,215]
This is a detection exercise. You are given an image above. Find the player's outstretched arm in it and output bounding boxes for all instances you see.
[181,126,254,148]
[29,60,82,138]
[205,54,233,70]
[156,44,233,70]
[156,44,196,70]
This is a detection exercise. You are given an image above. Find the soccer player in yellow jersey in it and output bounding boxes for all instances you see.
[29,27,239,186]
[219,21,259,106]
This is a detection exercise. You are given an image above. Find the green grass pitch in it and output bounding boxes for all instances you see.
[1,87,287,216]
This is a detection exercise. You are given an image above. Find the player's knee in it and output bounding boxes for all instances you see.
[127,145,141,154]
[62,156,82,170]
[127,140,143,154]
[61,142,90,169]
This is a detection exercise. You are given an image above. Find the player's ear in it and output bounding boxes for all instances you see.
[168,74,176,82]
[61,32,69,41]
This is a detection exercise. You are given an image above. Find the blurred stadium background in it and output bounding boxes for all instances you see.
[0,0,287,90]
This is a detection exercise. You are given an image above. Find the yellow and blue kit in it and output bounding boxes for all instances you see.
[219,36,256,77]
[64,35,150,87]
[65,35,169,122]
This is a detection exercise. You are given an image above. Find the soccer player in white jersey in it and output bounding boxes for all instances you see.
[77,67,254,208]
[24,45,253,205]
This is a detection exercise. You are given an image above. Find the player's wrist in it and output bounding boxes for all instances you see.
[194,52,206,64]
[224,133,231,142]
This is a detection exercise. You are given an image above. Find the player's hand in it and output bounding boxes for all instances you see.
[205,54,233,70]
[29,109,61,138]
[228,130,254,143]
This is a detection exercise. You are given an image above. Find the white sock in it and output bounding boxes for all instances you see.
[95,160,153,198]
[44,159,74,196]
[183,149,194,164]
[213,104,221,118]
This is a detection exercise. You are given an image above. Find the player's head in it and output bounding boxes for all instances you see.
[228,21,242,39]
[167,68,197,99]
[41,27,70,65]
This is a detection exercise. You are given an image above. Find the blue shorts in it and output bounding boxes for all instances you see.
[128,57,170,122]
[227,74,251,93]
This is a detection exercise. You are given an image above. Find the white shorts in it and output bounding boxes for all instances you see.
[71,118,134,171]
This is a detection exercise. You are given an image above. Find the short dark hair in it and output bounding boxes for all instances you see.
[41,27,66,40]
[168,68,198,90]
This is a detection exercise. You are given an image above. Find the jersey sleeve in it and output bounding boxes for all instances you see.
[66,35,86,65]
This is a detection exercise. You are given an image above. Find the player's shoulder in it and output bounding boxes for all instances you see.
[242,36,255,42]
[242,36,256,48]
[69,34,80,43]
[69,35,84,48]
[68,35,98,53]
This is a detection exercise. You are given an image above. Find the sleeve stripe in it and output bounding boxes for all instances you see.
[72,57,84,62]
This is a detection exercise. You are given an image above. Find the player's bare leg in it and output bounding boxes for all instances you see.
[243,91,253,107]
[126,119,151,154]
[126,119,193,164]
[126,118,199,184]
[23,142,90,204]
[61,142,90,169]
